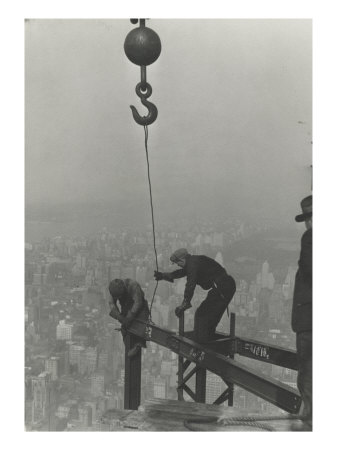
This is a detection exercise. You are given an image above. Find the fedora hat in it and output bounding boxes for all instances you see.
[295,195,312,222]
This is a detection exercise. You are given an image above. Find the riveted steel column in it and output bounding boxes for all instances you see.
[177,314,185,401]
[124,333,142,410]
[227,313,236,406]
[195,366,207,403]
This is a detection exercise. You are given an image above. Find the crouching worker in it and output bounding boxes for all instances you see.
[108,279,150,358]
[154,248,236,343]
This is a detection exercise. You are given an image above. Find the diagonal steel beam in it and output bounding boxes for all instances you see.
[213,388,229,405]
[182,384,197,402]
[127,319,301,413]
[177,366,197,389]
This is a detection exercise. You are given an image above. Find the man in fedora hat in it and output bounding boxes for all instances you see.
[108,279,150,357]
[154,248,236,343]
[292,195,312,430]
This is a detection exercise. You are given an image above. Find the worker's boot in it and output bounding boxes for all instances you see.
[127,343,142,358]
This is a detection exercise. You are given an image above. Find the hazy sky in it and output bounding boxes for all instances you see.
[25,19,312,224]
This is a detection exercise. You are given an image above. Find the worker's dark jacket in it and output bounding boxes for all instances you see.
[110,278,149,320]
[164,255,231,303]
[292,228,312,333]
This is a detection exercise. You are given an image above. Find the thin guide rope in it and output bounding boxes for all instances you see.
[143,124,159,318]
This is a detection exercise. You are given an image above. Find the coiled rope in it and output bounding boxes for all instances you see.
[143,124,159,321]
[183,413,304,432]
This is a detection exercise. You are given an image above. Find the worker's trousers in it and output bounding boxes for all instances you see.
[121,302,150,349]
[296,330,312,423]
[194,275,236,343]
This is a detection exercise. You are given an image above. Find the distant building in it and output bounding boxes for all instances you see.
[261,261,270,289]
[68,343,85,369]
[31,372,51,424]
[214,251,224,267]
[45,357,60,381]
[56,320,73,340]
[153,376,166,399]
[78,403,92,428]
[79,347,98,375]
[91,373,105,396]
[32,273,43,286]
[206,372,226,404]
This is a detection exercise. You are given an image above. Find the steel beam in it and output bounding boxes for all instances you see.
[182,384,197,402]
[236,337,298,370]
[213,388,229,405]
[177,366,197,389]
[126,319,301,413]
[195,367,207,403]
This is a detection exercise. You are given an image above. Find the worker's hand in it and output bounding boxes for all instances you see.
[175,306,185,318]
[175,300,192,318]
[109,309,121,321]
[154,271,164,281]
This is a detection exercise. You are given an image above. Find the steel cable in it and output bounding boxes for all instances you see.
[143,124,159,320]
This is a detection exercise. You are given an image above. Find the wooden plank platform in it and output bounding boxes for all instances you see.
[101,399,303,431]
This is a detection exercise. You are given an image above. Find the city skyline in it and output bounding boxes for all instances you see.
[25,218,302,430]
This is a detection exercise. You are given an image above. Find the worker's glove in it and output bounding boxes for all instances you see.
[175,306,185,318]
[154,271,164,281]
[109,309,121,321]
[154,271,174,282]
[175,300,192,318]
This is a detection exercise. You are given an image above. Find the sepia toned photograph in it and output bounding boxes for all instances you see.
[25,17,312,432]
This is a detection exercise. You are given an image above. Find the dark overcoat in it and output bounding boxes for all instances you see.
[292,228,312,332]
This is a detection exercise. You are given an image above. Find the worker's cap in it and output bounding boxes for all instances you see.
[109,279,125,297]
[295,195,312,222]
[170,248,189,263]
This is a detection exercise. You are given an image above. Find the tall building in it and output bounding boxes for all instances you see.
[214,251,224,266]
[206,372,226,404]
[31,372,51,425]
[261,261,270,288]
[45,357,60,381]
[78,403,92,428]
[69,343,85,370]
[91,373,105,396]
[153,376,166,399]
[56,320,73,340]
[32,273,43,286]
[267,273,275,290]
[282,266,297,299]
[79,347,98,375]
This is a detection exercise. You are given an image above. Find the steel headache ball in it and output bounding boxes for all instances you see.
[124,27,161,66]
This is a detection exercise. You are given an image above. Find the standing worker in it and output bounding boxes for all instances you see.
[108,278,150,357]
[292,195,312,431]
[154,249,236,343]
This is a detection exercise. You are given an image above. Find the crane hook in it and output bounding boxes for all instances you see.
[130,82,158,126]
